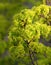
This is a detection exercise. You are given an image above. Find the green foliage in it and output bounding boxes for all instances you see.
[0,3,27,40]
[0,15,10,39]
[0,0,43,4]
[0,56,14,65]
[0,40,7,55]
[8,5,51,65]
[29,42,51,65]
[0,0,25,3]
[0,0,50,65]
[0,3,27,18]
[9,44,25,59]
[32,5,51,40]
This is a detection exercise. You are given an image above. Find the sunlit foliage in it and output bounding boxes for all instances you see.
[8,5,51,65]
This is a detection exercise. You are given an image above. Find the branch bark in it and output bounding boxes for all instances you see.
[25,40,38,65]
